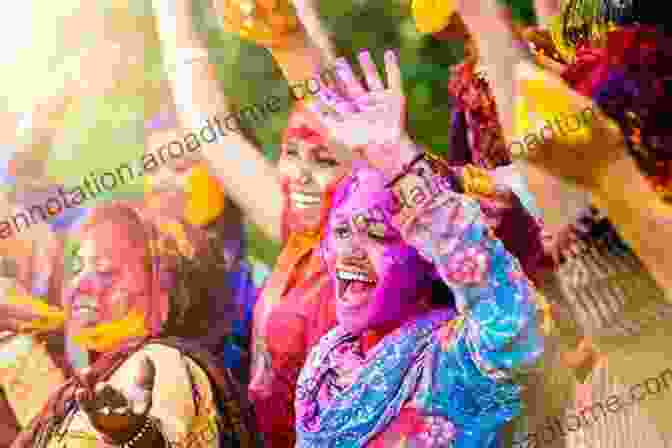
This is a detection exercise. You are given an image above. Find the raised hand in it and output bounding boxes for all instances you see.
[75,356,156,442]
[307,49,420,178]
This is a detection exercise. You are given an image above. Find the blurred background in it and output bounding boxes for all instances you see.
[0,0,536,266]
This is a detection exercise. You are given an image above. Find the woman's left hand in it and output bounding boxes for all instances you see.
[307,49,422,179]
[75,356,156,443]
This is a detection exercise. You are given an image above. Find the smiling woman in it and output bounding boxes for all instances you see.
[12,202,258,448]
[296,165,543,448]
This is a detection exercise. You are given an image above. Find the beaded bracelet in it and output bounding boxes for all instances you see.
[118,417,153,448]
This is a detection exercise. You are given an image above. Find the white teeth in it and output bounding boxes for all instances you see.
[336,270,374,284]
[293,201,319,209]
[290,192,321,206]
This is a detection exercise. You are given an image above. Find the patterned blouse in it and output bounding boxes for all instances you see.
[295,183,545,448]
[42,343,221,448]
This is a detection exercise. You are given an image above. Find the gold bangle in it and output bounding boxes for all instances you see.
[462,165,497,197]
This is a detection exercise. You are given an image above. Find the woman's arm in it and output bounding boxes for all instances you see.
[152,0,284,242]
[0,391,20,448]
[592,157,672,301]
[459,0,672,297]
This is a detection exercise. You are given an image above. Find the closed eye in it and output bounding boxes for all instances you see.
[333,226,351,239]
[316,158,338,168]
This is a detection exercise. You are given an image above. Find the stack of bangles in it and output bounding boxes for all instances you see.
[385,151,465,195]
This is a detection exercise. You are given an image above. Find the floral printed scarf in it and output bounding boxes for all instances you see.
[295,309,522,448]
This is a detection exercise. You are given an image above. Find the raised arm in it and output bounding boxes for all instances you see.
[456,0,672,299]
[215,0,336,83]
[393,160,543,375]
[152,0,284,241]
[306,48,543,374]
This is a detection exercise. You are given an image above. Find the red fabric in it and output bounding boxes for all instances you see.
[561,26,672,192]
[561,44,608,97]
[447,63,512,169]
[250,176,342,448]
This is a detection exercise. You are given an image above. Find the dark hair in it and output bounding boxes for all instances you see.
[160,198,243,342]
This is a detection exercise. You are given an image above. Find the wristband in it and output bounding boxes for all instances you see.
[384,153,427,189]
[113,416,157,448]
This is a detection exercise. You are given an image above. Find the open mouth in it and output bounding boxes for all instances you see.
[336,269,377,307]
[290,192,322,209]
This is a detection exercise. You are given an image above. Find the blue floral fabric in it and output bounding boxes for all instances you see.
[295,190,544,448]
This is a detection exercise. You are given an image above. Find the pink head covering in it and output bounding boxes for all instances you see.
[64,202,172,349]
[321,165,437,334]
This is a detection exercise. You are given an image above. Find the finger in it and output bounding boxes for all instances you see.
[315,84,356,116]
[305,100,339,126]
[551,245,561,266]
[76,387,96,413]
[332,57,367,99]
[383,49,403,94]
[358,50,385,92]
[136,356,156,390]
[131,394,151,416]
[570,242,580,256]
[95,382,107,395]
[561,248,573,262]
[77,367,95,390]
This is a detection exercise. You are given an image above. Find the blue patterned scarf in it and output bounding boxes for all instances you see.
[295,309,522,448]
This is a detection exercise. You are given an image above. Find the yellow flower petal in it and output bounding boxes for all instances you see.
[412,0,455,34]
[184,164,227,227]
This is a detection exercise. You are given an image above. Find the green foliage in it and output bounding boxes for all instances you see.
[204,0,536,265]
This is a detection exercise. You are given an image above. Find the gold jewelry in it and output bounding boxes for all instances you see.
[120,417,153,448]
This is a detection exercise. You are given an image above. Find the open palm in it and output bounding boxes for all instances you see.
[306,49,409,173]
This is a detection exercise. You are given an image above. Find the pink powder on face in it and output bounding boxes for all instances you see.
[323,166,434,334]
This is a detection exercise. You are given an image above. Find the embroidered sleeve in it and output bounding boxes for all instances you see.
[393,171,543,379]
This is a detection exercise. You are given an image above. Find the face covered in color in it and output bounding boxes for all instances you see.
[144,124,227,228]
[277,105,353,233]
[63,206,168,352]
[322,165,434,335]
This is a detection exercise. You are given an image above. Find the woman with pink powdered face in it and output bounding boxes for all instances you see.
[151,2,552,446]
[151,0,356,445]
[292,49,544,447]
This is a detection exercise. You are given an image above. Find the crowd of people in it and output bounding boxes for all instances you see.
[1,0,671,446]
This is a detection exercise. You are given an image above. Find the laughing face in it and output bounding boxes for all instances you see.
[322,167,433,335]
[64,217,153,349]
[277,108,352,233]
